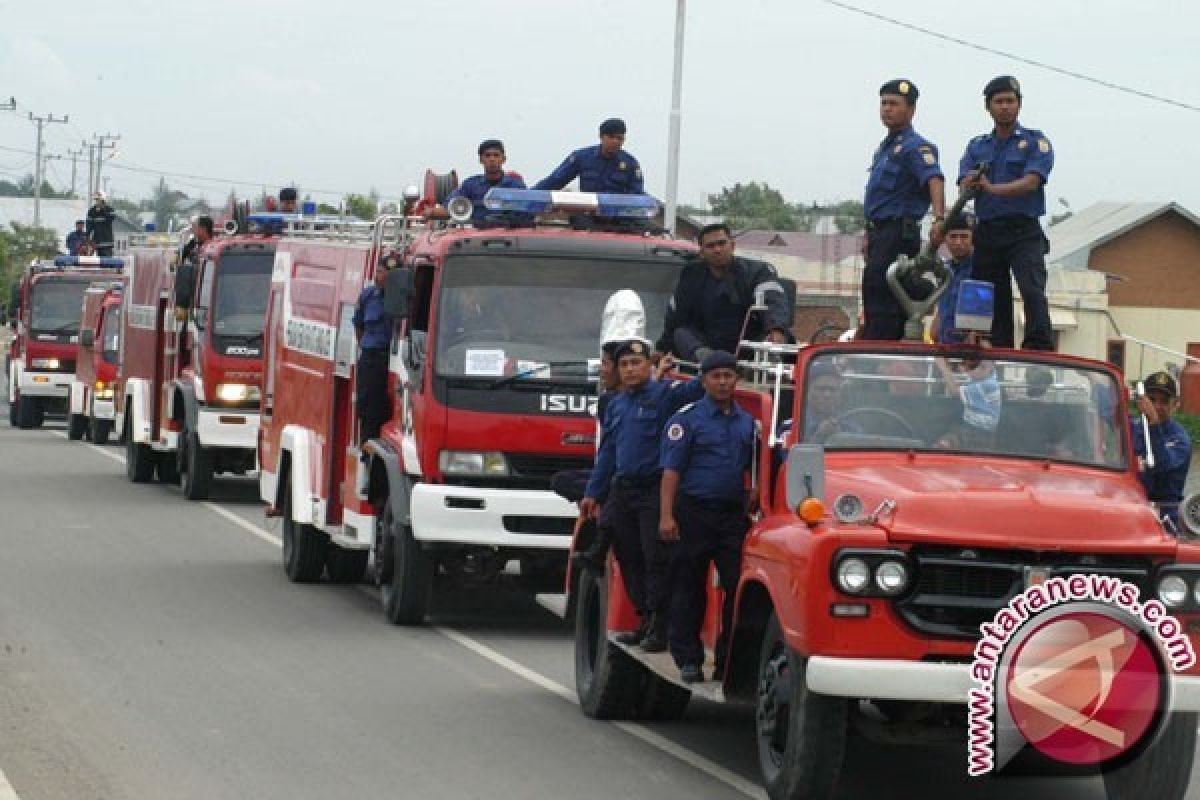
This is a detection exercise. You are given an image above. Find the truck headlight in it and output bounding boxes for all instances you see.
[215,383,261,404]
[31,358,60,370]
[1158,574,1189,608]
[439,450,510,476]
[835,557,871,595]
[95,379,115,400]
[874,560,910,595]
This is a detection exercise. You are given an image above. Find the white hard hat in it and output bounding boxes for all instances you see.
[600,289,647,349]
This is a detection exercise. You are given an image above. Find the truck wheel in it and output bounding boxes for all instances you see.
[1102,712,1197,800]
[282,485,327,583]
[67,412,87,440]
[125,417,156,483]
[376,497,431,625]
[182,430,213,501]
[326,546,369,584]
[755,612,846,800]
[16,394,41,429]
[90,418,112,446]
[156,452,180,484]
[574,567,649,719]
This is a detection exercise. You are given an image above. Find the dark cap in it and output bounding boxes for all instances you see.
[700,350,738,374]
[599,118,627,136]
[944,212,976,232]
[879,79,918,102]
[600,340,620,358]
[279,187,297,202]
[75,219,85,225]
[613,338,650,361]
[478,138,505,156]
[1144,371,1178,399]
[984,75,1022,100]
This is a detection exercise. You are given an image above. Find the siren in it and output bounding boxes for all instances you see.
[446,196,474,223]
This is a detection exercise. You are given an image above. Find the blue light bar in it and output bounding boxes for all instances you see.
[483,188,660,219]
[247,212,366,232]
[52,255,124,268]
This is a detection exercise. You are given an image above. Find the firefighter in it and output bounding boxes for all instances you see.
[658,350,754,683]
[534,118,645,195]
[657,223,791,361]
[434,139,527,224]
[580,338,704,652]
[279,187,298,213]
[66,220,87,256]
[352,260,395,444]
[862,79,946,341]
[930,213,977,344]
[958,76,1055,351]
[86,191,117,257]
[1132,371,1192,529]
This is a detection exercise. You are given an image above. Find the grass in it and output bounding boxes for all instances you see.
[1175,411,1200,445]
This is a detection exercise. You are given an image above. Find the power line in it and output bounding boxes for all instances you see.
[822,0,1200,114]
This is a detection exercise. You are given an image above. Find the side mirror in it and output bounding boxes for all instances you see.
[80,329,95,348]
[384,267,412,318]
[785,443,826,512]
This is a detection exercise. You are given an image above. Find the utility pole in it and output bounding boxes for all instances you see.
[29,111,69,228]
[92,133,120,197]
[1,96,15,112]
[663,0,687,236]
[65,146,86,197]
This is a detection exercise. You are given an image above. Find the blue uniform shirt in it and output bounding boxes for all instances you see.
[534,145,645,194]
[661,395,755,504]
[935,255,975,344]
[864,125,943,221]
[958,125,1054,220]
[447,172,527,222]
[1131,416,1192,505]
[585,376,705,499]
[353,285,393,351]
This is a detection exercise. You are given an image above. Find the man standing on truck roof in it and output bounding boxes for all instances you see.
[66,220,88,256]
[279,187,298,214]
[581,338,704,653]
[86,191,117,257]
[1132,371,1192,530]
[353,259,395,444]
[862,79,946,341]
[432,139,527,225]
[959,76,1055,351]
[657,223,791,362]
[534,118,645,195]
[659,350,754,684]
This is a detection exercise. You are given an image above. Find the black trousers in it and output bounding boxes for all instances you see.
[974,216,1054,350]
[861,219,920,340]
[356,348,391,443]
[668,495,749,670]
[607,481,672,618]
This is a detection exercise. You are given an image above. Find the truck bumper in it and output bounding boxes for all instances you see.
[196,408,259,451]
[410,484,577,550]
[93,397,116,421]
[806,656,1200,711]
[20,372,71,398]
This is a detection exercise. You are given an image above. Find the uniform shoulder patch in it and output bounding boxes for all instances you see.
[893,144,903,154]
[1017,139,1028,150]
[667,422,685,441]
[923,152,936,165]
[1038,138,1051,153]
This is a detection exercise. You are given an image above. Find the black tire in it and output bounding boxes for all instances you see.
[1102,712,1197,800]
[90,418,112,446]
[67,412,87,440]
[574,567,650,719]
[282,484,327,583]
[756,612,846,800]
[125,417,156,483]
[326,546,369,584]
[375,497,432,625]
[182,430,213,501]
[156,451,180,484]
[16,394,41,429]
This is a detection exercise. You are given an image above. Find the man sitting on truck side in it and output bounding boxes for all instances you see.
[279,187,298,214]
[66,220,88,256]
[353,259,395,444]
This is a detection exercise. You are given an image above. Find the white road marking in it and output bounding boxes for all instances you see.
[0,765,22,800]
[59,433,767,799]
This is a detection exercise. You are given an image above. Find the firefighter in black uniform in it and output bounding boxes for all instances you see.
[352,260,395,443]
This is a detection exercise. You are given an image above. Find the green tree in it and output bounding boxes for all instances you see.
[0,222,58,308]
[149,177,190,232]
[708,182,802,231]
[344,192,379,221]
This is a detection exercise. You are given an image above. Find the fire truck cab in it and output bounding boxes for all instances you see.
[118,230,273,497]
[7,255,124,430]
[259,190,691,624]
[573,341,1200,800]
[67,277,126,444]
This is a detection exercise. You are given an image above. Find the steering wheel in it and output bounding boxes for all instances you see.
[833,407,918,439]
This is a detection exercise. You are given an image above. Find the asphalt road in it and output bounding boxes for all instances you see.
[0,406,1196,799]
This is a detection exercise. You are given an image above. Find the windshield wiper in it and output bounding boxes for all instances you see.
[488,360,594,390]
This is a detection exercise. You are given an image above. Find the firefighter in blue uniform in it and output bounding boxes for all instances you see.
[659,350,755,683]
[581,338,704,652]
[862,79,946,340]
[959,76,1056,350]
[931,213,977,344]
[1131,371,1193,529]
[438,139,527,224]
[535,118,645,195]
[352,259,395,443]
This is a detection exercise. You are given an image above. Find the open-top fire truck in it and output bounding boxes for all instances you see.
[7,255,124,430]
[117,224,273,498]
[258,188,691,623]
[67,275,126,444]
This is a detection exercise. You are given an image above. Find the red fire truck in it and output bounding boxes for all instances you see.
[258,189,690,623]
[117,229,274,497]
[7,255,124,430]
[67,276,126,444]
[572,340,1200,800]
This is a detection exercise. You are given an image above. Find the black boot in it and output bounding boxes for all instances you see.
[640,613,668,653]
[615,616,650,646]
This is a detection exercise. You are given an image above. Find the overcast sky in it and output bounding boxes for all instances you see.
[2,0,1198,215]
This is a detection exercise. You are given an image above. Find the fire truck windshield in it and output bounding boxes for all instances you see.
[435,255,681,384]
[212,252,272,338]
[30,277,91,335]
[801,351,1127,470]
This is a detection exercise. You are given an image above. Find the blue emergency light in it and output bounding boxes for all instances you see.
[954,279,995,333]
[52,255,125,269]
[483,188,660,219]
[247,212,359,232]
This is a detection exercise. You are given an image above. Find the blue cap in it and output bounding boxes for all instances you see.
[599,118,626,135]
[613,338,650,361]
[700,350,738,373]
